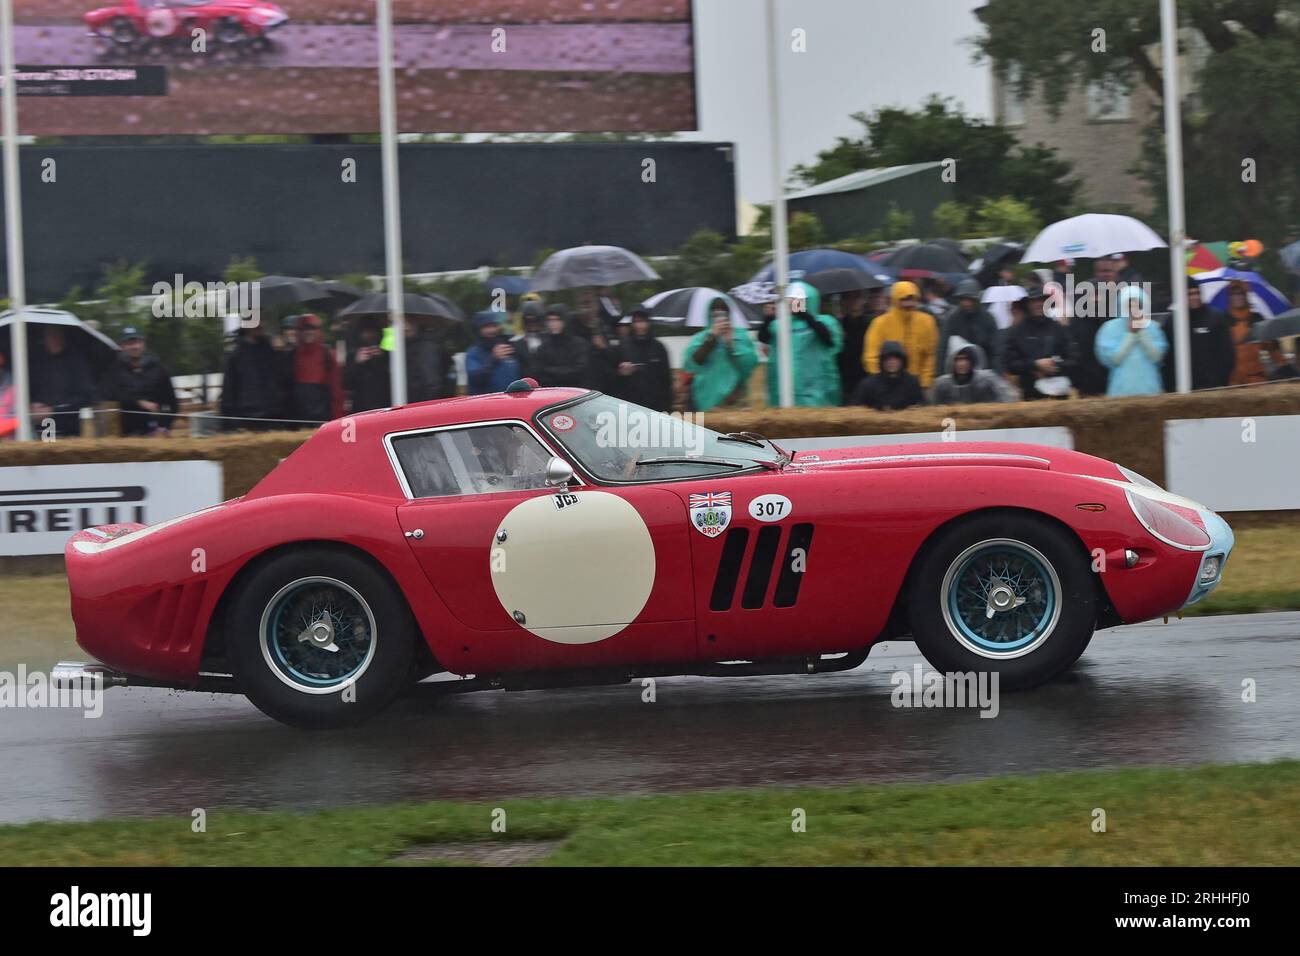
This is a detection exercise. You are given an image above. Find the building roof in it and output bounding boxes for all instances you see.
[785,162,946,201]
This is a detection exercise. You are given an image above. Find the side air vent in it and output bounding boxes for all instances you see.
[709,528,750,611]
[773,523,815,607]
[741,526,783,609]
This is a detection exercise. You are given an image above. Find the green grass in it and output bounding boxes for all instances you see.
[2,763,1298,866]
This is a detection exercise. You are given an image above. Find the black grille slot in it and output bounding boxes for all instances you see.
[708,528,750,611]
[773,523,815,607]
[741,526,783,609]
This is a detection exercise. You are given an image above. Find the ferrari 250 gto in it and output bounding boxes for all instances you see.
[60,382,1233,727]
[84,0,288,49]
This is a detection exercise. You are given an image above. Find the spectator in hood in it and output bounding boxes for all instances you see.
[1095,285,1168,397]
[683,298,759,411]
[932,338,1017,404]
[532,305,590,388]
[1004,289,1078,400]
[290,314,344,425]
[1226,280,1284,385]
[30,325,98,438]
[345,318,390,412]
[836,288,874,403]
[616,309,673,411]
[0,351,16,439]
[105,327,177,436]
[938,279,1001,373]
[759,280,843,407]
[511,299,545,378]
[220,322,287,430]
[864,281,939,388]
[1161,279,1235,391]
[853,339,924,410]
[466,311,522,395]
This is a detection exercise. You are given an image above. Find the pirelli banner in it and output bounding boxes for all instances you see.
[0,461,223,556]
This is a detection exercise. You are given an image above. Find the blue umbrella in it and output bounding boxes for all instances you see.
[749,248,877,284]
[1280,240,1300,275]
[484,274,532,296]
[1193,267,1291,318]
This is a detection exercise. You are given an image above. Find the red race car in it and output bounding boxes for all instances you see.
[84,0,288,48]
[61,383,1234,727]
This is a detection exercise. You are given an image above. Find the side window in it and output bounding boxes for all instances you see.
[391,424,553,499]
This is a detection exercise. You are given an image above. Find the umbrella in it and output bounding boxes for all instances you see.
[749,248,875,284]
[980,286,1028,304]
[339,292,463,330]
[529,245,659,291]
[1185,241,1232,276]
[255,275,332,308]
[0,308,120,373]
[484,274,532,296]
[805,267,883,296]
[1022,213,1166,262]
[318,280,368,307]
[1192,268,1291,318]
[970,242,1025,286]
[1243,307,1300,343]
[928,238,969,262]
[636,287,752,329]
[885,242,968,274]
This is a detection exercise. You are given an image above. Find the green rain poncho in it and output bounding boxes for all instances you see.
[682,304,760,411]
[764,280,843,407]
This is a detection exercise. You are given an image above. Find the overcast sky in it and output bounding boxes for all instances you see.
[685,0,993,203]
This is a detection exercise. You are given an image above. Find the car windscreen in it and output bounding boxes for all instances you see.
[536,394,783,482]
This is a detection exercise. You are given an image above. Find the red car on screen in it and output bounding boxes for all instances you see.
[60,383,1234,728]
[84,0,288,47]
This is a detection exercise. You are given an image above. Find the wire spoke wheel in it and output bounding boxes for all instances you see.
[259,576,377,694]
[941,538,1062,659]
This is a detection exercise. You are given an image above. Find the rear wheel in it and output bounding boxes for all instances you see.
[228,548,415,727]
[909,514,1095,689]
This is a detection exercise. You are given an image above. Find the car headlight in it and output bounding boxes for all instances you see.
[1200,555,1223,583]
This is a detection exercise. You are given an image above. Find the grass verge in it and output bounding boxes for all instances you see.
[1,762,1296,866]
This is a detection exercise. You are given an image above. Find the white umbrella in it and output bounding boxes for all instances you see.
[980,286,1027,304]
[1022,213,1166,263]
[637,287,752,329]
[529,245,660,291]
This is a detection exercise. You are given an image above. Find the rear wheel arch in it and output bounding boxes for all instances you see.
[202,539,437,676]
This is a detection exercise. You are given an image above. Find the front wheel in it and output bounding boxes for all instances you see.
[908,514,1095,689]
[228,548,415,727]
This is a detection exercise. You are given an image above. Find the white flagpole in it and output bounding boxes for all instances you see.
[377,0,406,405]
[1161,0,1191,394]
[765,0,794,407]
[1,0,31,439]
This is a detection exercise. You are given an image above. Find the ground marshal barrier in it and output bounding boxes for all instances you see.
[2,385,1297,558]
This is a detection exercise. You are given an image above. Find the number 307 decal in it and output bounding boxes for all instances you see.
[748,494,792,522]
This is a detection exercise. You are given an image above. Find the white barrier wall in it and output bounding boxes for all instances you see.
[0,461,224,556]
[1165,416,1300,512]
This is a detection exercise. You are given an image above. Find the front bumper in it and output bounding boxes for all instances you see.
[1182,510,1235,608]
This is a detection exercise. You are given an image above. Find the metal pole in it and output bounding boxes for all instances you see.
[377,0,406,405]
[1,0,31,439]
[1161,0,1191,394]
[764,0,793,407]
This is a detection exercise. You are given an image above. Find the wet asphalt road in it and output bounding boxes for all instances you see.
[2,612,1297,824]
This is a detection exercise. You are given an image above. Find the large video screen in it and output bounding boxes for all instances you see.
[10,1,697,135]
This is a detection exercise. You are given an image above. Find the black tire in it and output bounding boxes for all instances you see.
[227,547,415,728]
[215,18,247,44]
[110,18,138,46]
[908,513,1095,690]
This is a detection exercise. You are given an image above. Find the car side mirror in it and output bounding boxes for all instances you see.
[544,457,575,487]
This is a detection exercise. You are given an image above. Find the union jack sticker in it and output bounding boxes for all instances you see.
[688,491,732,539]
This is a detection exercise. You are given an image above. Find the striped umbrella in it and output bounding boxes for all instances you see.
[1193,268,1291,318]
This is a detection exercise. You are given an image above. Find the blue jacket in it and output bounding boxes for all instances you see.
[1094,287,1168,396]
[465,328,522,395]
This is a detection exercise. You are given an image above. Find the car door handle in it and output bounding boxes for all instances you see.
[405,529,424,539]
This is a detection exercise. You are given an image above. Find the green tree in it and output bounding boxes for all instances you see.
[791,97,1079,224]
[974,196,1040,242]
[975,0,1300,265]
[786,211,826,251]
[880,204,915,241]
[932,200,971,238]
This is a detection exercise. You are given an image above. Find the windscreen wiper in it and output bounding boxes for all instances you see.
[638,456,747,468]
[718,432,767,447]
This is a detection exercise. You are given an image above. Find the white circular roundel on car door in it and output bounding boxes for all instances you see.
[490,491,655,645]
